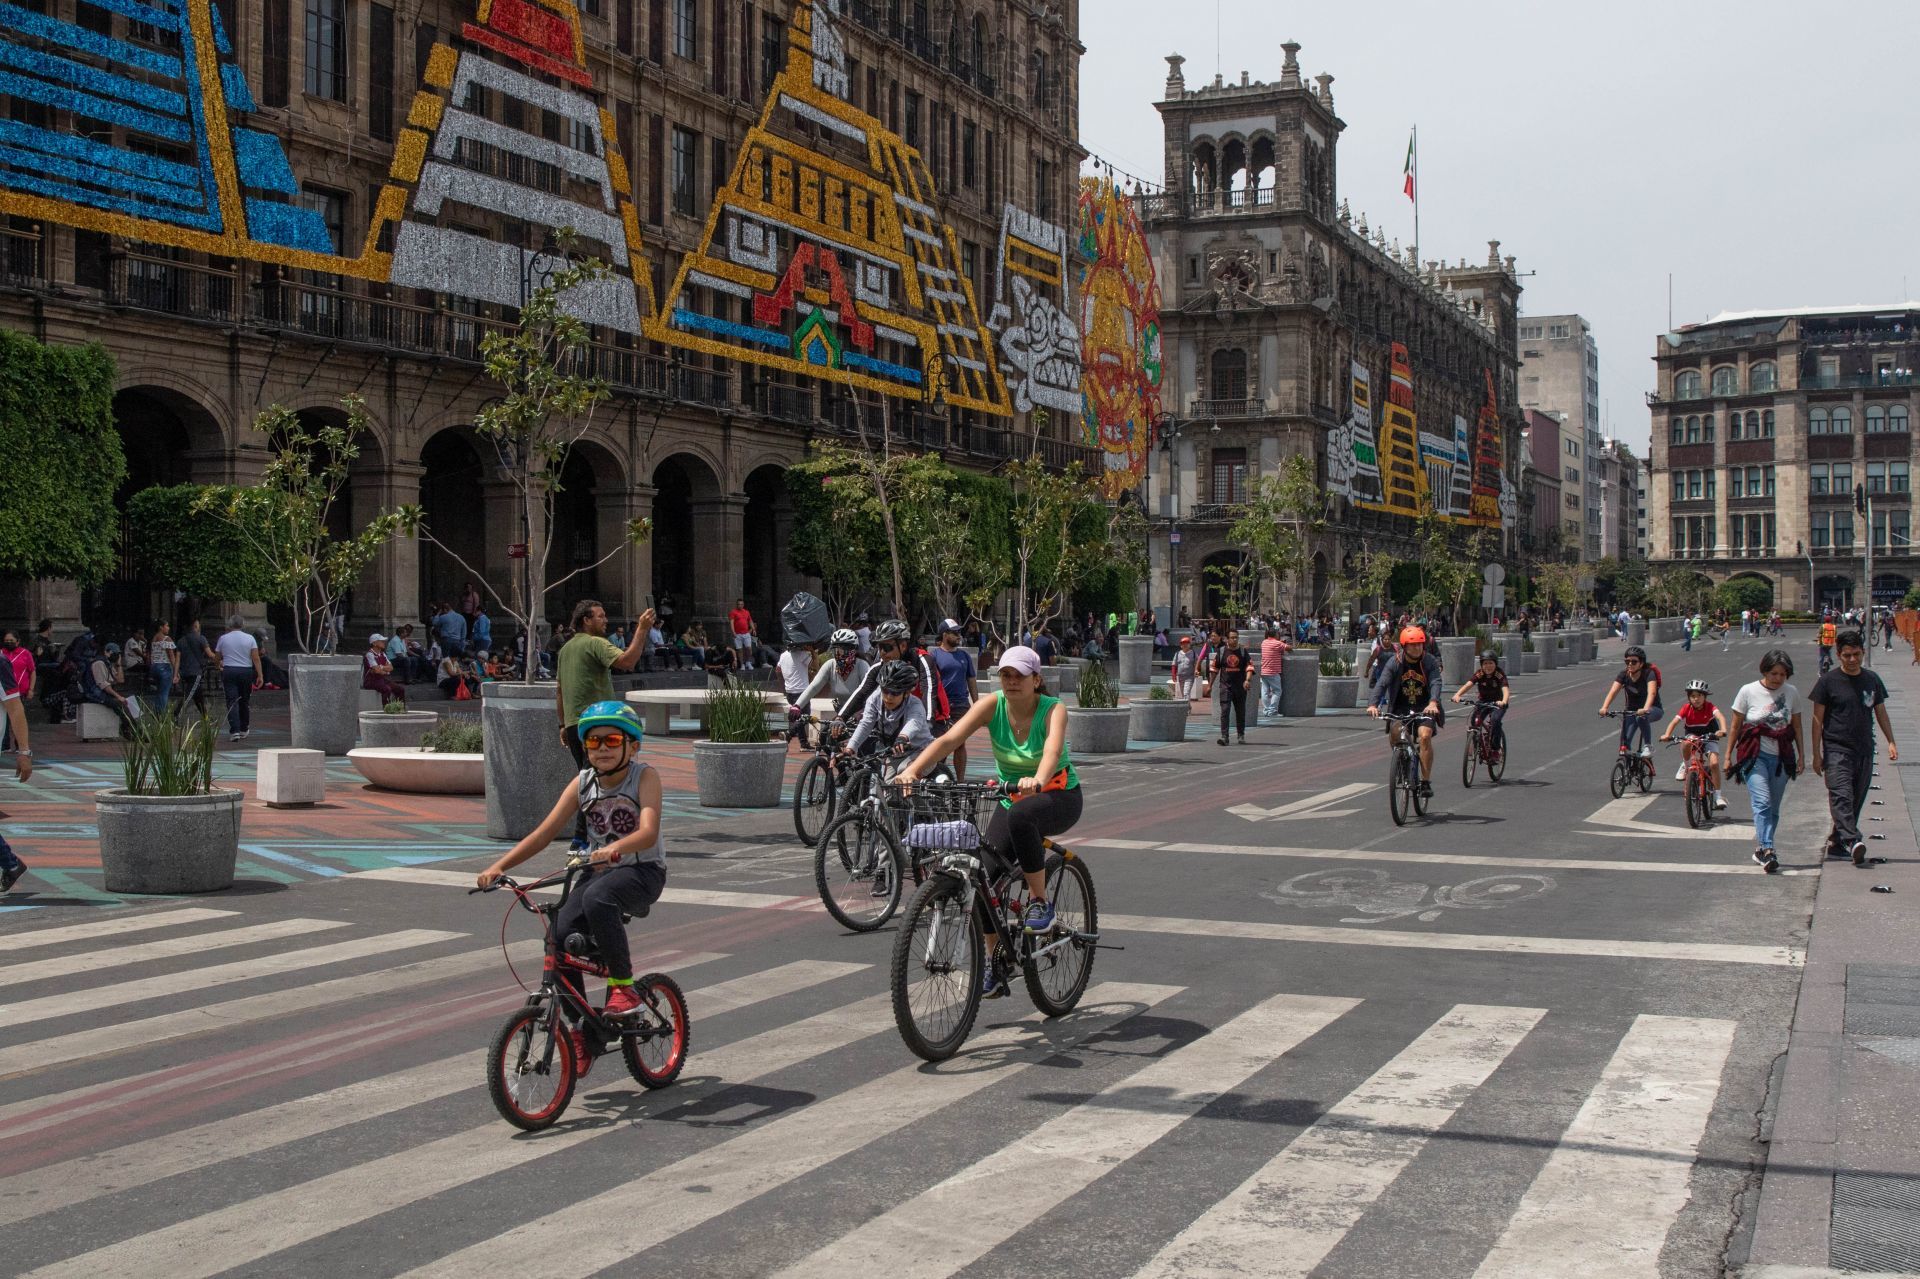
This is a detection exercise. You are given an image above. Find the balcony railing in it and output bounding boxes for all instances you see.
[1802,372,1917,390]
[1134,187,1312,221]
[1195,397,1261,419]
[3,222,43,286]
[757,382,816,425]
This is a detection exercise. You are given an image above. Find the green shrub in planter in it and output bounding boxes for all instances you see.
[382,699,408,715]
[1147,684,1174,701]
[1075,658,1118,709]
[122,706,217,796]
[1522,635,1536,653]
[1471,626,1493,652]
[422,715,484,754]
[1318,646,1353,677]
[707,676,772,742]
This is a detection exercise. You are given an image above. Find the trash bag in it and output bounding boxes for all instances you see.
[780,592,834,648]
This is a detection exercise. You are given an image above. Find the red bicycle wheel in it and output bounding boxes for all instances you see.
[622,972,691,1089]
[487,1003,576,1131]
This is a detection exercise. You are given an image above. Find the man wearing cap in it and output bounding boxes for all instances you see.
[1171,634,1199,700]
[930,619,979,777]
[363,633,405,706]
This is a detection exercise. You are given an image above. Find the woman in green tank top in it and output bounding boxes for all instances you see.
[900,644,1082,987]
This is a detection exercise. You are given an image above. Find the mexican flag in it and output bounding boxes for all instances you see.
[1403,131,1416,201]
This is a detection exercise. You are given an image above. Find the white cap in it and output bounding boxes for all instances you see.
[997,645,1042,676]
[368,633,387,645]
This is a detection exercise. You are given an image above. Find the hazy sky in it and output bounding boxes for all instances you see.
[1075,0,1920,452]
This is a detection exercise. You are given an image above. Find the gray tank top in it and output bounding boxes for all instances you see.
[574,762,666,867]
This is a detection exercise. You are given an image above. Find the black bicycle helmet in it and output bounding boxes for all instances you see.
[1479,650,1500,663]
[878,659,919,694]
[873,619,912,644]
[1624,645,1647,661]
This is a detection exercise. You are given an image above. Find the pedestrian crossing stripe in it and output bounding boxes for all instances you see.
[0,907,238,952]
[0,926,1751,1279]
[0,917,347,989]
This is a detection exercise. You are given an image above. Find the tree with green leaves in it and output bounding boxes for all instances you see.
[1714,576,1773,613]
[1224,453,1325,615]
[895,461,1013,627]
[405,239,649,653]
[0,330,124,583]
[1533,560,1581,616]
[967,456,1145,646]
[1345,542,1401,614]
[192,395,403,653]
[127,484,279,603]
[786,450,894,621]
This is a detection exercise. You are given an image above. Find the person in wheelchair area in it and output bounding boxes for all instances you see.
[477,700,665,1057]
[841,659,935,766]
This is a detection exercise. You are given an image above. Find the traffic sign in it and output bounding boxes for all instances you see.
[1169,531,1182,544]
[1481,584,1506,609]
[508,543,528,559]
[1482,563,1506,585]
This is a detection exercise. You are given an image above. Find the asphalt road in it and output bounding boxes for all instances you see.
[0,632,1835,1278]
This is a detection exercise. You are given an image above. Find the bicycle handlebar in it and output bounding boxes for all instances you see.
[1602,710,1652,719]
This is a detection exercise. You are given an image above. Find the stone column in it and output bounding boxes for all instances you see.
[1279,651,1319,718]
[625,483,656,615]
[690,495,747,627]
[593,485,645,620]
[351,460,422,634]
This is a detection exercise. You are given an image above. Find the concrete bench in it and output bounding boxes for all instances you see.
[624,687,788,735]
[258,748,326,807]
[75,702,121,741]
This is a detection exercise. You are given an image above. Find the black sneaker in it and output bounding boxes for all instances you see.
[1852,841,1868,867]
[1217,735,1228,746]
[1416,780,1434,798]
[980,965,1007,999]
[0,865,23,893]
[869,863,893,898]
[1753,849,1780,874]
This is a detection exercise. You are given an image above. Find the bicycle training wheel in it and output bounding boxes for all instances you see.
[1461,732,1478,789]
[1388,750,1411,826]
[1609,755,1630,799]
[793,756,837,846]
[1023,852,1097,1016]
[890,875,983,1062]
[621,972,690,1089]
[815,810,905,931]
[487,1002,576,1132]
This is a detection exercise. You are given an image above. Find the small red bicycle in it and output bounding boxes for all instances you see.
[470,854,690,1130]
[1669,732,1725,830]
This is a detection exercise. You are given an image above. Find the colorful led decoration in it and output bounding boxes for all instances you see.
[1358,342,1428,517]
[1073,177,1160,498]
[988,203,1080,415]
[1329,360,1381,504]
[1469,369,1505,528]
[645,0,1012,414]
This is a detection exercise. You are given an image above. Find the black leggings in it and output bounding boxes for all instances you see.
[983,784,1083,875]
[553,860,666,983]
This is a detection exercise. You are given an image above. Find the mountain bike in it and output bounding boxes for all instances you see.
[470,854,690,1131]
[888,779,1106,1062]
[1605,711,1656,797]
[1669,732,1724,829]
[813,750,958,931]
[791,716,851,845]
[1382,712,1436,825]
[1459,702,1507,788]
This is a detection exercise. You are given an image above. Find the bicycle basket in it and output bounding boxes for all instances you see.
[905,820,982,851]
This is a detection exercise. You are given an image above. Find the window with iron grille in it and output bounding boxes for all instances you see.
[671,126,698,215]
[1210,448,1246,504]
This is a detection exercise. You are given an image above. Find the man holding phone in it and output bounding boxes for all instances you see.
[557,599,653,846]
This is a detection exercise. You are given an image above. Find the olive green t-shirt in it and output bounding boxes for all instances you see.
[558,633,622,726]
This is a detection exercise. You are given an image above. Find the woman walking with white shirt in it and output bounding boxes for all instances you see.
[1728,649,1805,874]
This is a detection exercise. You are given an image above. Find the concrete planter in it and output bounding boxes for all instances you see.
[482,681,578,840]
[1067,706,1132,754]
[694,740,787,808]
[1523,650,1542,673]
[1499,634,1525,670]
[1118,634,1154,685]
[1317,675,1361,709]
[1438,637,1475,681]
[289,655,364,756]
[1129,698,1191,742]
[358,709,439,749]
[1628,620,1648,646]
[1047,662,1082,696]
[1539,639,1560,670]
[1279,652,1319,718]
[96,787,243,894]
[348,746,485,794]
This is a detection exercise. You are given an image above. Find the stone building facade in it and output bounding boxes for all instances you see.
[0,0,1091,641]
[1134,42,1525,622]
[1648,304,1919,611]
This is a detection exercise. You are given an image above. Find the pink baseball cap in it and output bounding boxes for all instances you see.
[997,645,1042,676]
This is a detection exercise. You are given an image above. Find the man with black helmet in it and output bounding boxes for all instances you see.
[838,620,944,725]
[843,659,935,760]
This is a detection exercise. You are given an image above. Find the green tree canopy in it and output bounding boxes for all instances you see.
[1714,576,1773,613]
[0,330,125,583]
[128,484,279,602]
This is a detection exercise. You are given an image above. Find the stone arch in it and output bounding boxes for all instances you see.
[1190,139,1217,195]
[1248,133,1276,192]
[743,462,797,635]
[651,451,730,626]
[112,371,228,454]
[418,425,489,623]
[1220,136,1248,193]
[1199,548,1250,620]
[548,437,629,618]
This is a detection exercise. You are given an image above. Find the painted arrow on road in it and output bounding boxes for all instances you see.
[1229,783,1379,822]
[1579,796,1750,841]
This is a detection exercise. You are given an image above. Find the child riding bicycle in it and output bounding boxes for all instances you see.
[1658,678,1729,810]
[477,700,663,1072]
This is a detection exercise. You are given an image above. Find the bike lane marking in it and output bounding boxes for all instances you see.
[768,990,1360,1279]
[1080,838,1790,875]
[1133,1003,1547,1279]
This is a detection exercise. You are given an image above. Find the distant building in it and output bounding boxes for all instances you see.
[1634,453,1652,559]
[1602,439,1639,562]
[1519,313,1603,560]
[1648,303,1919,610]
[1520,410,1570,561]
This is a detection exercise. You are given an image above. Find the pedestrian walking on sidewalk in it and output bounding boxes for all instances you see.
[1728,650,1805,875]
[1259,628,1289,717]
[214,615,263,740]
[147,621,176,715]
[1170,635,1199,700]
[1212,631,1251,745]
[0,649,31,894]
[1809,629,1899,866]
[177,617,213,718]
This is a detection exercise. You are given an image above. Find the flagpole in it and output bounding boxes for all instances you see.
[1412,124,1419,266]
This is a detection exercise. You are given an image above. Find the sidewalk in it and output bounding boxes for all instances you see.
[1742,650,1920,1279]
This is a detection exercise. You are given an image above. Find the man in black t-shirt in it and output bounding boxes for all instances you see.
[1212,631,1252,745]
[1450,650,1511,756]
[1809,629,1899,865]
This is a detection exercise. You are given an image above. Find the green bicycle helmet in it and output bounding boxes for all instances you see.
[576,700,644,743]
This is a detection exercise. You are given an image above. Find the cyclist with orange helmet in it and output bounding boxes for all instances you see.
[1368,626,1445,797]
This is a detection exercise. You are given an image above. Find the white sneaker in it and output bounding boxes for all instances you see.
[1639,746,1653,759]
[1675,764,1688,781]
[1713,792,1728,810]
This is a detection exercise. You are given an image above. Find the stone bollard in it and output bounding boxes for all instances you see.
[1539,636,1560,670]
[258,748,325,808]
[482,681,578,841]
[1279,652,1319,718]
[1118,634,1154,685]
[289,655,364,756]
[1438,637,1476,683]
[1627,620,1647,647]
[1499,633,1525,672]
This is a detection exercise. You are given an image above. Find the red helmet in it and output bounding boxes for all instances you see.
[1399,626,1429,645]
